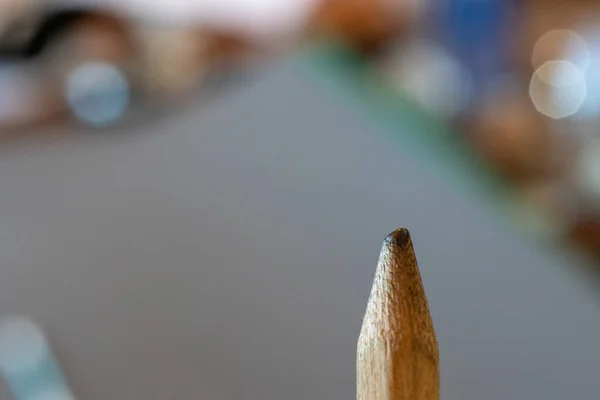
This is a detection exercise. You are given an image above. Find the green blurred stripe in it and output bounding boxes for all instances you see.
[300,43,515,213]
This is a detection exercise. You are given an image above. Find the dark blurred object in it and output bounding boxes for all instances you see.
[0,7,133,129]
[0,9,87,59]
[570,216,600,260]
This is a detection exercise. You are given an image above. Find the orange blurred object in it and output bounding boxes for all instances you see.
[310,0,415,53]
[468,93,570,183]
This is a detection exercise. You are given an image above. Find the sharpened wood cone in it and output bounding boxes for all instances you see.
[357,228,439,400]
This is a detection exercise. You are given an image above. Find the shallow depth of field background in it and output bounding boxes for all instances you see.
[1,1,600,399]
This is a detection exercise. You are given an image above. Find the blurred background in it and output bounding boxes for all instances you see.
[1,0,600,399]
[3,0,600,265]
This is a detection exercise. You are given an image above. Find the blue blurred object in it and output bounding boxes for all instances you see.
[0,317,76,400]
[430,0,520,100]
[65,61,130,127]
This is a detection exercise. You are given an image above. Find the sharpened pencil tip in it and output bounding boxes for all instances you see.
[384,228,410,246]
[358,227,440,400]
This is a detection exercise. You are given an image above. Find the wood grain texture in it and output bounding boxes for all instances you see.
[357,228,439,400]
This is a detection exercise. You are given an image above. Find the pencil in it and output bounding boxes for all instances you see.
[357,228,439,400]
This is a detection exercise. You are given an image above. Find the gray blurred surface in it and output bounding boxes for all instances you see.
[0,58,599,400]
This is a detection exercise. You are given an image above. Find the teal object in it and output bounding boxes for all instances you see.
[0,318,74,400]
[3,349,73,400]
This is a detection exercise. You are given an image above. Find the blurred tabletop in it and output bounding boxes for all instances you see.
[0,55,599,400]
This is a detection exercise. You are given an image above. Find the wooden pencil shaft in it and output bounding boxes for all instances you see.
[357,228,439,400]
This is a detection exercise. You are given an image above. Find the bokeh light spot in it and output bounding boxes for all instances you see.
[65,61,130,127]
[381,39,473,119]
[530,60,586,119]
[532,29,590,71]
